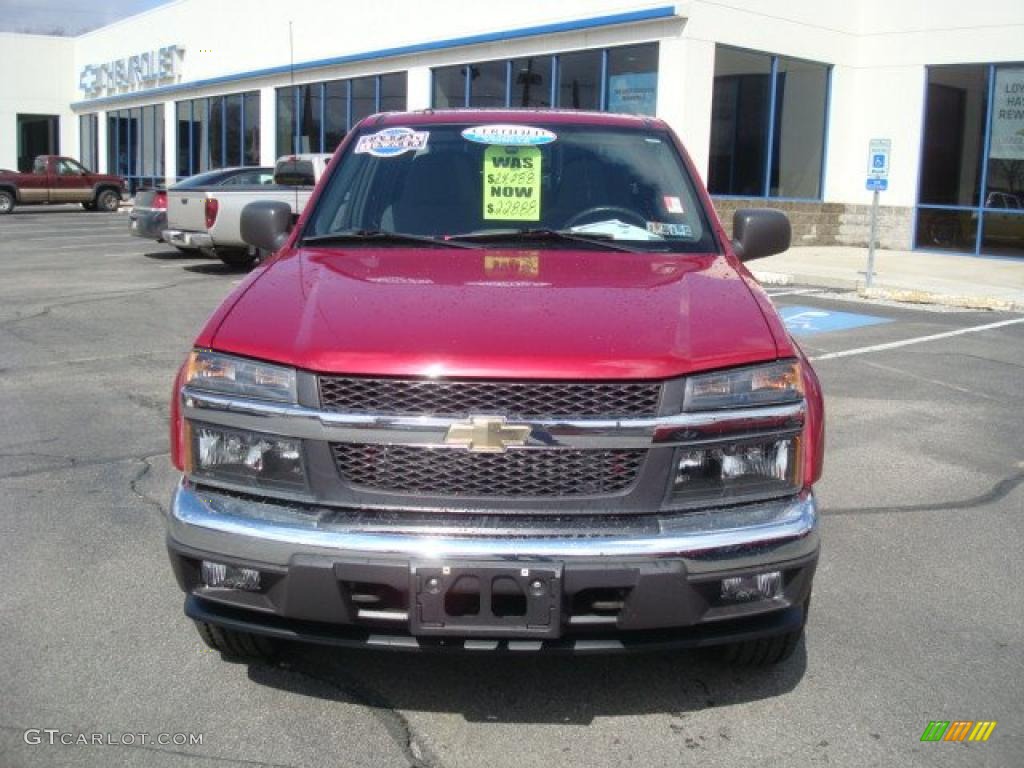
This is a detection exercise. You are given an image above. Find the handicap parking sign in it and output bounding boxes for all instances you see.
[867,138,891,178]
[780,305,891,336]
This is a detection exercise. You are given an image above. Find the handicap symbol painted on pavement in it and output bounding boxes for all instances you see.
[779,305,892,336]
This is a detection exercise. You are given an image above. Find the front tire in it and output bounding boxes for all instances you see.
[0,190,15,214]
[194,620,276,660]
[95,189,120,212]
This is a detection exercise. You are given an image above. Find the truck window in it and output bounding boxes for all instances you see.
[305,123,718,253]
[33,157,47,175]
[58,159,85,176]
[274,160,316,186]
[224,171,276,186]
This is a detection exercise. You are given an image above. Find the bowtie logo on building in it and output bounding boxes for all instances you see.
[78,65,98,94]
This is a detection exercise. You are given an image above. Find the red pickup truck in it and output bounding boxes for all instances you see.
[0,156,125,214]
[165,110,824,666]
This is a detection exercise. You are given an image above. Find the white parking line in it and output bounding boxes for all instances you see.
[766,288,822,297]
[16,233,133,241]
[45,242,143,250]
[0,228,128,237]
[810,316,1024,361]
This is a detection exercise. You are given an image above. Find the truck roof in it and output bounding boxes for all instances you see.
[366,108,669,130]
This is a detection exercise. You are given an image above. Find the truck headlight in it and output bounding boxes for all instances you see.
[671,437,802,506]
[186,422,308,492]
[684,361,803,411]
[185,349,297,403]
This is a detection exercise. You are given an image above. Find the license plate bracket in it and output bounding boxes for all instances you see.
[409,562,562,638]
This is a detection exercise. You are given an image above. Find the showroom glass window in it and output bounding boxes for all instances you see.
[431,43,658,115]
[557,51,601,110]
[708,46,830,200]
[79,114,98,172]
[432,65,466,109]
[916,63,1024,257]
[106,104,164,194]
[606,44,659,116]
[470,60,507,107]
[176,91,260,179]
[276,72,408,157]
[510,56,553,107]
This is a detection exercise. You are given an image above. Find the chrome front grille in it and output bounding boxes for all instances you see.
[331,444,646,497]
[318,377,662,419]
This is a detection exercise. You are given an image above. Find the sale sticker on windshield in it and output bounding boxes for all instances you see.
[355,127,429,157]
[484,146,541,221]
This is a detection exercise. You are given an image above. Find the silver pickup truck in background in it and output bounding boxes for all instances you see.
[162,154,331,267]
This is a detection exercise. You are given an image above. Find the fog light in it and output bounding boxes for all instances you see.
[201,560,261,591]
[720,571,782,602]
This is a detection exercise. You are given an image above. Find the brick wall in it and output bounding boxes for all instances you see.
[712,198,915,250]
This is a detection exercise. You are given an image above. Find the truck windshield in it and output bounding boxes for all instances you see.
[304,122,717,252]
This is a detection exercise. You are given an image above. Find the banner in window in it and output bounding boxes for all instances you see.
[990,67,1024,161]
[607,73,657,116]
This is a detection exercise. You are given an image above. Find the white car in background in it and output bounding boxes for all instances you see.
[163,154,331,267]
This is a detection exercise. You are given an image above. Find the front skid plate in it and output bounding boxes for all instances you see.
[185,595,806,654]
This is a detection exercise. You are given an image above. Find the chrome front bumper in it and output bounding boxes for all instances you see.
[167,481,818,575]
[162,229,213,249]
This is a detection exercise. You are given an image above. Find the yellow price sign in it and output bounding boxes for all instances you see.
[483,146,541,221]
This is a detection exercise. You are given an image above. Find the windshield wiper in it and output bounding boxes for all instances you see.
[300,230,475,249]
[448,228,644,253]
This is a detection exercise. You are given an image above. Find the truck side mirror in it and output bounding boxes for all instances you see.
[731,209,791,262]
[241,201,293,253]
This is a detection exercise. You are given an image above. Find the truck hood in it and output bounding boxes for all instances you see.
[209,246,781,379]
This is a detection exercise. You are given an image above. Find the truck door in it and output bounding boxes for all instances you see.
[18,157,50,203]
[55,158,93,202]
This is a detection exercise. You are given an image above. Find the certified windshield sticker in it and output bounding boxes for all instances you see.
[647,221,693,238]
[463,124,557,146]
[354,127,429,157]
[483,146,541,221]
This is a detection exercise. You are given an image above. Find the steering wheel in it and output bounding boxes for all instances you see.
[562,206,648,230]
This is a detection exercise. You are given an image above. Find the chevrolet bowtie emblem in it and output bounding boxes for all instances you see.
[444,416,531,453]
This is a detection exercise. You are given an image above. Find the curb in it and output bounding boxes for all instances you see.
[752,270,860,291]
[752,270,1023,312]
[857,287,1021,313]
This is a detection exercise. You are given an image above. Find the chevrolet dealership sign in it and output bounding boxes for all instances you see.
[79,45,184,97]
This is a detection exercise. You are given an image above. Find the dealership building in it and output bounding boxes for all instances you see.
[1,0,1022,256]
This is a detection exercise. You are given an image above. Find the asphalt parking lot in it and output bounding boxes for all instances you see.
[1,207,1022,768]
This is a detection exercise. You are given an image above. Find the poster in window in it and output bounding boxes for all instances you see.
[989,67,1024,161]
[607,73,657,116]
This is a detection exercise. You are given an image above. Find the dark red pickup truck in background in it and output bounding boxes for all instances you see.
[0,156,125,214]
[166,110,824,666]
